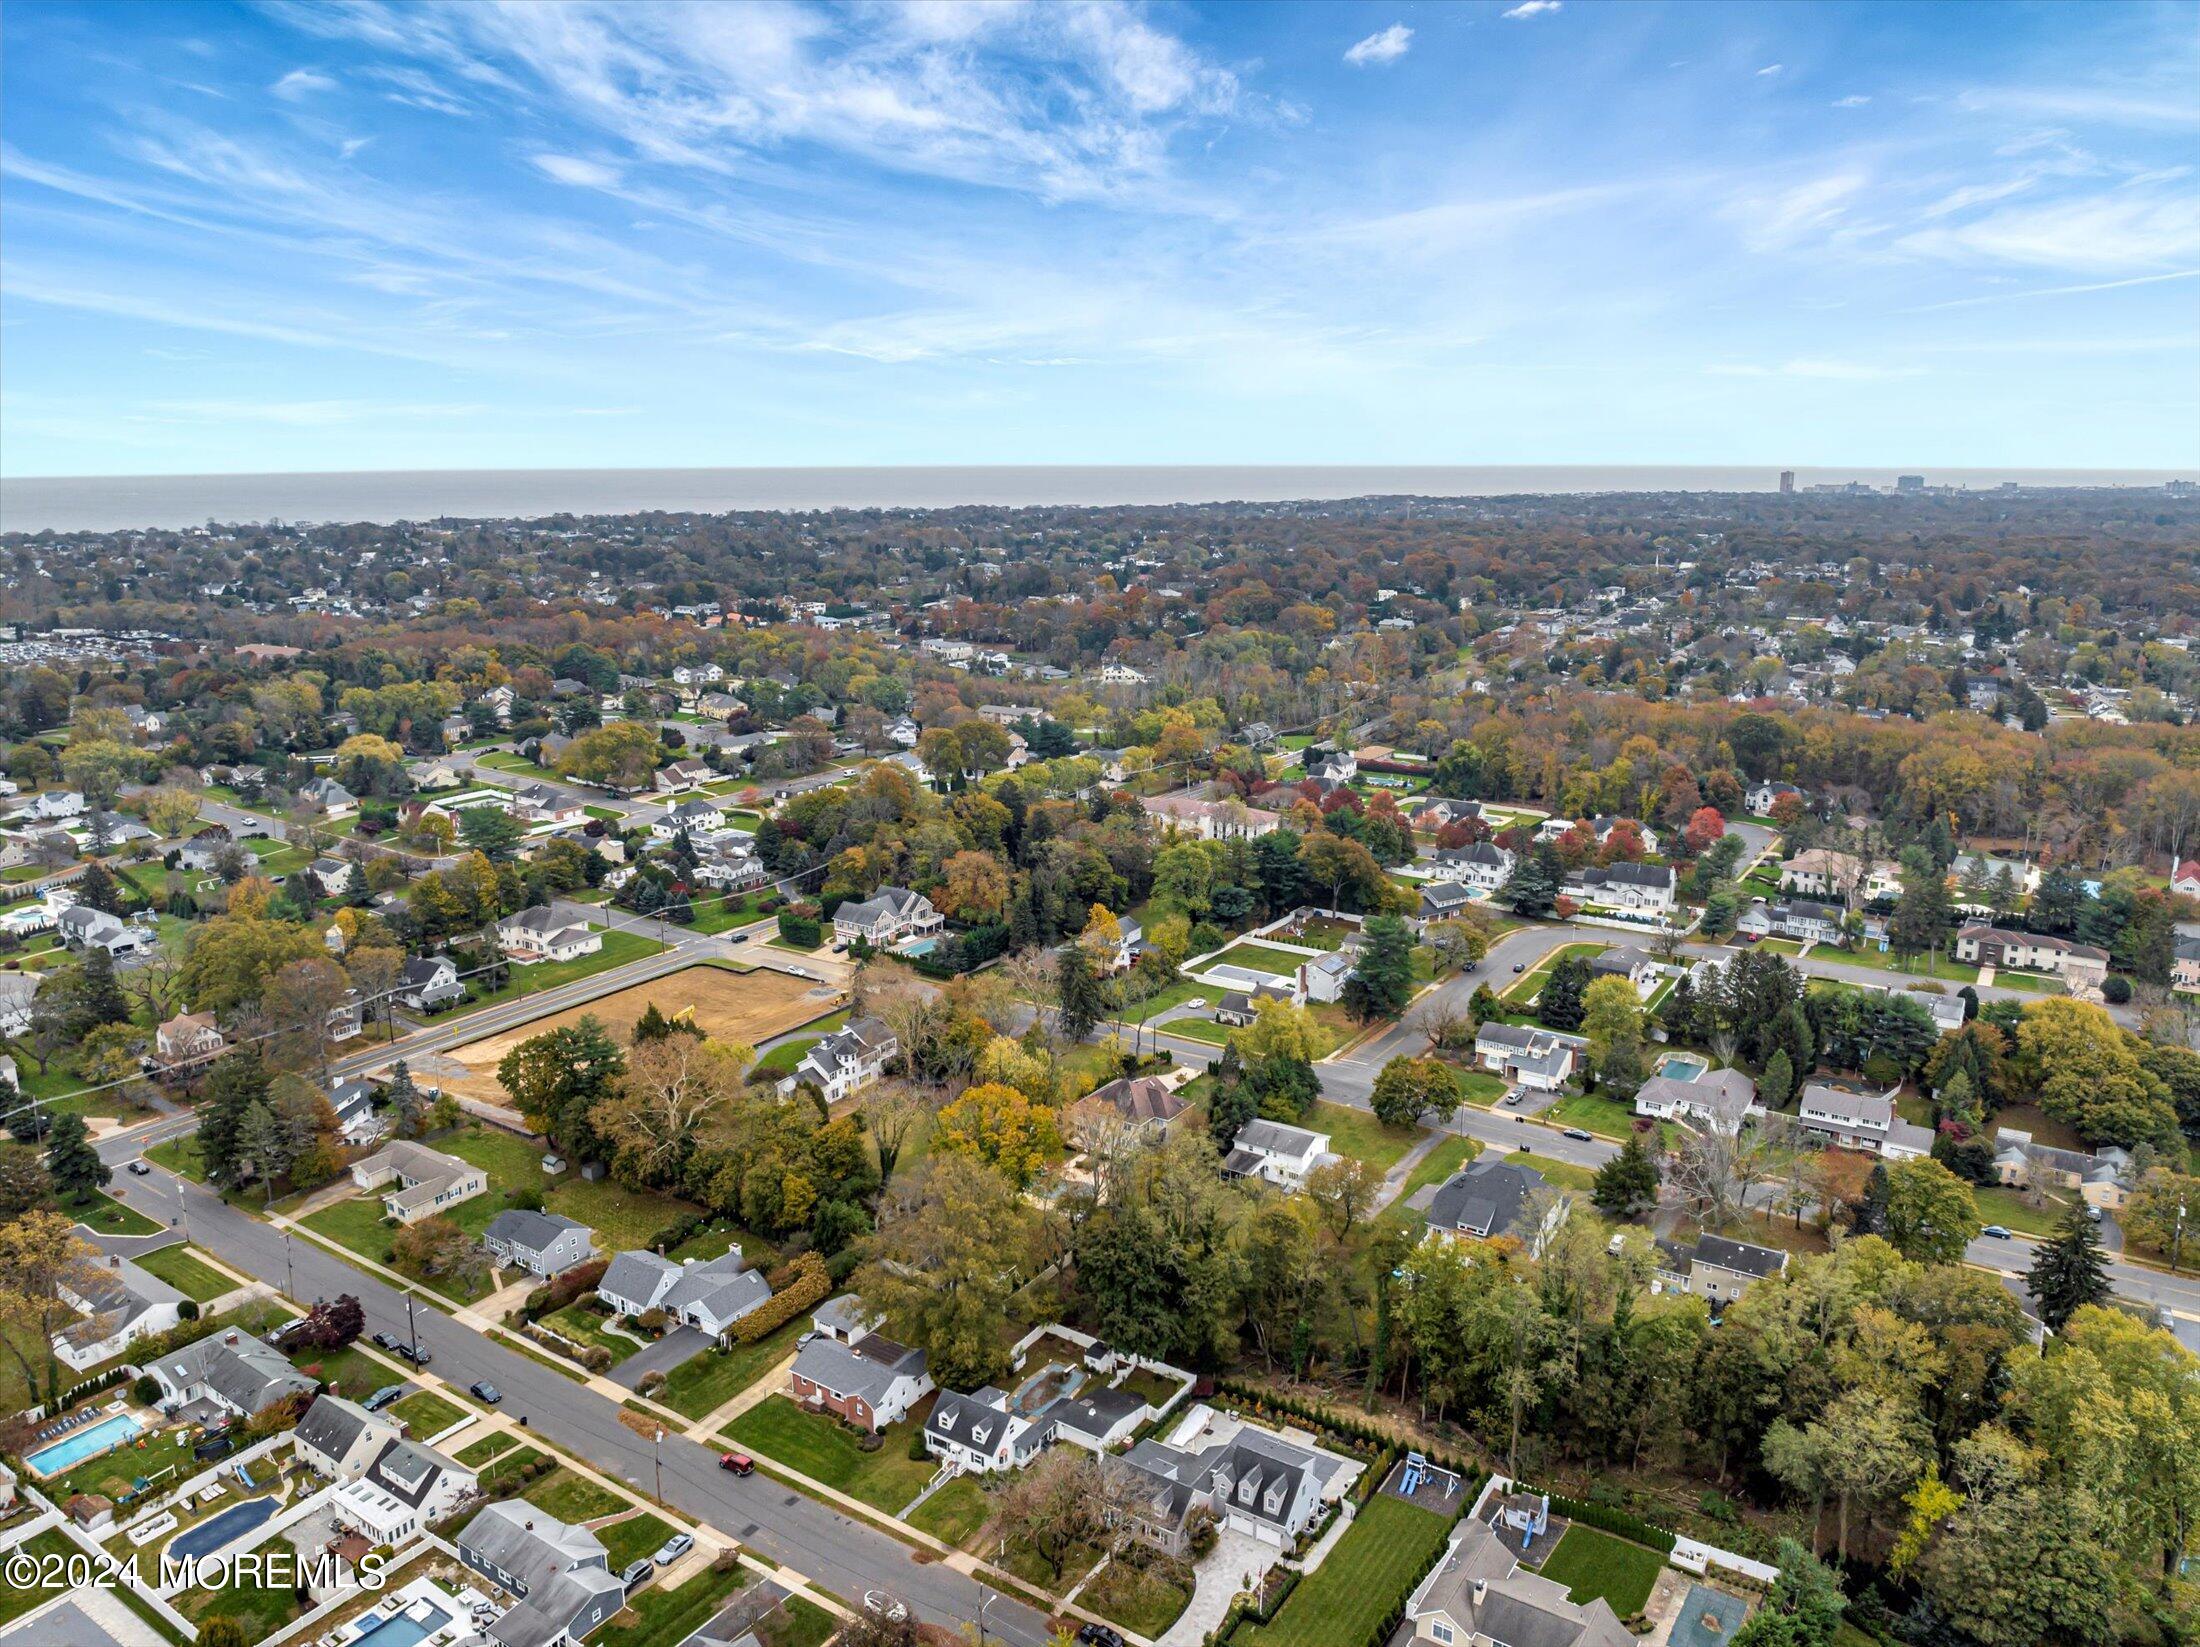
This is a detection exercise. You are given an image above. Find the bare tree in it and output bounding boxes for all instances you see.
[1304,1156,1382,1240]
[859,1080,930,1190]
[1668,1117,1792,1231]
[1409,995,1474,1055]
[1000,947,1063,1055]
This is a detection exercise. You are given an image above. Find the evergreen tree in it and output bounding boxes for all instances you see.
[382,1061,426,1138]
[1853,1161,1891,1236]
[1592,1133,1660,1222]
[198,1048,272,1188]
[2027,1203,2112,1335]
[1056,945,1106,1043]
[1206,1044,1257,1151]
[1537,954,1590,1031]
[75,859,125,915]
[1502,842,1565,918]
[45,1110,110,1202]
[1342,914,1416,1022]
[71,947,133,1035]
[1759,1048,1795,1113]
[1770,1003,1814,1081]
[1890,852,1955,961]
[1468,982,1501,1024]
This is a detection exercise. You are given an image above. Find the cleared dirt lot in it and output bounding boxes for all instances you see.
[426,965,842,1101]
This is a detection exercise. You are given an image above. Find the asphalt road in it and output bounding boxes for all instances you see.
[98,1162,1057,1647]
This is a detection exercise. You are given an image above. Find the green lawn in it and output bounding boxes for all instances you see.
[724,1395,939,1514]
[147,1135,208,1181]
[1240,1494,1453,1647]
[527,1466,630,1524]
[446,929,667,1018]
[767,1597,838,1647]
[597,1509,679,1570]
[1113,978,1225,1025]
[1160,1015,1233,1046]
[179,1567,305,1641]
[1537,1524,1666,1618]
[67,1190,164,1236]
[1308,1100,1424,1174]
[301,1190,501,1302]
[548,1304,644,1365]
[43,1422,199,1505]
[1502,942,1608,1004]
[1399,1134,1483,1199]
[1974,1183,2080,1238]
[292,1340,399,1400]
[908,1475,992,1547]
[757,1036,824,1076]
[689,894,777,935]
[1206,941,1316,978]
[1452,1070,1509,1108]
[659,1306,815,1419]
[1827,944,1979,983]
[1540,1090,1653,1142]
[459,1438,546,1488]
[441,1123,704,1252]
[0,1530,79,1629]
[132,1244,235,1304]
[597,1564,747,1647]
[390,1388,469,1438]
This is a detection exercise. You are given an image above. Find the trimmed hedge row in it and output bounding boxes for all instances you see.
[730,1251,830,1343]
[1512,1480,1678,1555]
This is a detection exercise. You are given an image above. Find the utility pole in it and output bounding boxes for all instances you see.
[653,1427,664,1504]
[2176,1204,2189,1275]
[405,1287,419,1352]
[284,1229,295,1301]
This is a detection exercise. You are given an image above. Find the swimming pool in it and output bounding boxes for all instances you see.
[1655,1053,1708,1082]
[896,937,940,956]
[168,1495,279,1562]
[24,1412,144,1477]
[350,1599,455,1647]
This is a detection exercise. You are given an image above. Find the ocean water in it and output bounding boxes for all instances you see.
[0,464,2180,534]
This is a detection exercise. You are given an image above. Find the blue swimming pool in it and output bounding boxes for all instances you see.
[168,1495,279,1562]
[1656,1053,1709,1082]
[350,1600,454,1647]
[896,937,940,956]
[24,1411,144,1477]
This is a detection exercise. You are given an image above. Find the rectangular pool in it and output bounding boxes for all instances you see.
[1655,1053,1708,1082]
[351,1600,455,1647]
[24,1411,144,1477]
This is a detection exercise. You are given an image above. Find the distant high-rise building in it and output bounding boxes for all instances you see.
[1897,474,1924,492]
[1779,470,1795,494]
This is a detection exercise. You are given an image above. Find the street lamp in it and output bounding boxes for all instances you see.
[2175,1204,2189,1275]
[284,1229,296,1302]
[176,1165,191,1241]
[653,1427,664,1505]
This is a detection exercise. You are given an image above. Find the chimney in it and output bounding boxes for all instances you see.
[1472,1578,1487,1605]
[225,1331,239,1345]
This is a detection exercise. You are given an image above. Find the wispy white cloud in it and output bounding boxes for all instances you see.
[1501,1,1562,18]
[1832,94,1871,108]
[1756,63,1784,78]
[1344,24,1413,68]
[1898,189,2200,273]
[270,67,336,100]
[1704,359,1924,381]
[532,153,623,188]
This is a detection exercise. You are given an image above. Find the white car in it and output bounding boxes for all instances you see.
[862,1593,908,1623]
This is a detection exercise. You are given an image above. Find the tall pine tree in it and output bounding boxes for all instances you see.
[2027,1203,2111,1335]
[198,1048,273,1188]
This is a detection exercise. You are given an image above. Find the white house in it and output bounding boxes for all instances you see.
[831,886,941,948]
[653,759,713,794]
[1408,1518,1633,1647]
[329,1438,478,1545]
[398,954,467,1011]
[1633,1068,1762,1134]
[1573,861,1676,914]
[1747,781,1804,815]
[1780,849,1903,903]
[351,1140,488,1223]
[293,1394,405,1481]
[457,1501,627,1647]
[1737,898,1845,945]
[511,783,587,826]
[1140,794,1285,841]
[1427,840,1513,892]
[924,1386,1052,1476]
[1473,1022,1579,1091]
[147,1329,315,1419]
[1797,1084,1934,1159]
[1298,950,1354,1005]
[783,1017,899,1101]
[651,798,725,842]
[55,1254,187,1372]
[496,908,603,964]
[1952,924,2110,989]
[1219,1119,1334,1192]
[57,904,155,957]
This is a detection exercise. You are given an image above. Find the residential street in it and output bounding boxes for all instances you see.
[95,1162,1060,1647]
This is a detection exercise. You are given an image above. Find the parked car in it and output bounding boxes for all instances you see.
[1077,1625,1127,1647]
[620,1559,655,1591]
[470,1381,503,1404]
[372,1331,402,1352]
[127,1160,152,1176]
[719,1453,755,1476]
[862,1594,908,1623]
[1502,1091,1523,1106]
[1562,1128,1593,1142]
[363,1385,404,1412]
[1982,1225,2012,1239]
[1511,962,1526,974]
[652,1533,694,1567]
[395,1341,432,1367]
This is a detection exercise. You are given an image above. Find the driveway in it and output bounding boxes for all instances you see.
[613,1326,713,1391]
[1160,1527,1280,1647]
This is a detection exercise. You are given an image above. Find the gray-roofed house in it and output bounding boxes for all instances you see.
[497,907,603,965]
[1419,880,1477,924]
[784,1017,899,1102]
[1428,840,1514,892]
[398,953,467,1011]
[1041,1385,1147,1451]
[57,904,155,957]
[830,886,942,948]
[484,1209,595,1279]
[1113,1420,1348,1553]
[1423,1158,1571,1257]
[924,1387,1051,1476]
[1408,1518,1633,1647]
[148,1328,315,1420]
[1633,1069,1762,1135]
[1219,1119,1333,1193]
[351,1140,488,1223]
[661,1253,773,1342]
[1797,1084,1934,1160]
[788,1331,933,1432]
[298,776,357,817]
[1658,1234,1790,1306]
[597,1251,685,1321]
[457,1500,627,1647]
[1575,860,1677,914]
[1473,1022,1580,1092]
[54,1254,187,1373]
[331,1436,478,1544]
[293,1393,404,1481]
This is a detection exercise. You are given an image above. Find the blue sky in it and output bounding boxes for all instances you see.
[3,0,2196,476]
